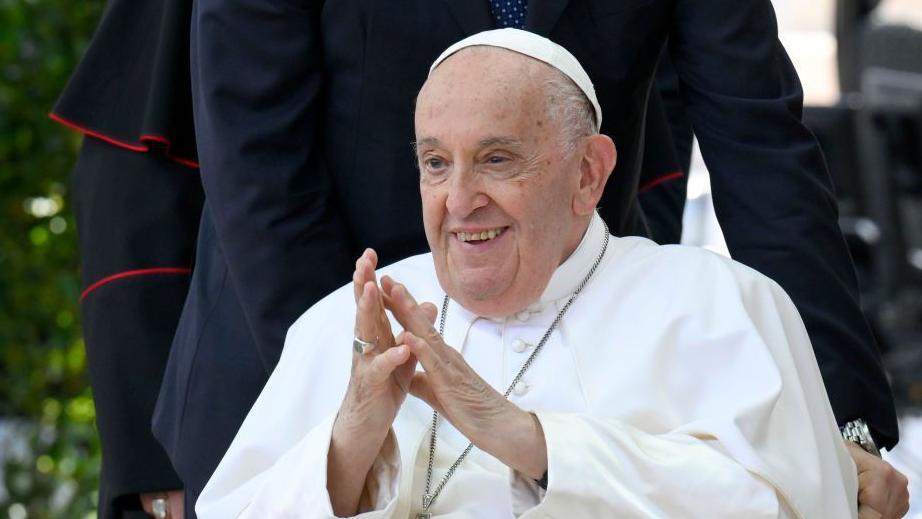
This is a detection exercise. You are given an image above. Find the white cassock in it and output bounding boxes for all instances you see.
[197,214,858,518]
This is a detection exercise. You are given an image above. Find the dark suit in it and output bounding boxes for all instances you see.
[153,1,899,514]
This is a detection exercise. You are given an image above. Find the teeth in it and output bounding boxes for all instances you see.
[457,227,504,242]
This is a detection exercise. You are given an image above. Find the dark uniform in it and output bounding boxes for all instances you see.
[53,0,203,516]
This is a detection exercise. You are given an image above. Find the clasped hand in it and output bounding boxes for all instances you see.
[328,249,547,515]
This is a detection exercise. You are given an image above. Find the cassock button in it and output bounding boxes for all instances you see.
[511,339,529,353]
[513,381,529,396]
[515,310,531,322]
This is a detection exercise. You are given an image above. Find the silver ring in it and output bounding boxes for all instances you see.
[353,337,376,355]
[151,497,168,519]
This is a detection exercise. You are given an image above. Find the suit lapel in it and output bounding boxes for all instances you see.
[440,0,494,35]
[526,0,571,36]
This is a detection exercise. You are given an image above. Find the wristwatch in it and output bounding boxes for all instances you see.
[840,419,881,458]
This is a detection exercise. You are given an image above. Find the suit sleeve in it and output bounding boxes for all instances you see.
[666,0,898,446]
[190,0,353,371]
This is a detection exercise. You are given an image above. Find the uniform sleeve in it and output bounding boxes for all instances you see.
[520,270,857,519]
[191,0,353,372]
[667,0,898,447]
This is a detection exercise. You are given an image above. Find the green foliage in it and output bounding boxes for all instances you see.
[1,0,106,516]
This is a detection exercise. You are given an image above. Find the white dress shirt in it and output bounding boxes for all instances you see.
[197,213,858,518]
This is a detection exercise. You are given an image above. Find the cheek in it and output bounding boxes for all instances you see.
[421,188,445,236]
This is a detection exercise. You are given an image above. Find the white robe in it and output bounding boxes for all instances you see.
[197,214,858,518]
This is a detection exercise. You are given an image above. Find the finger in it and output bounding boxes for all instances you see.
[385,283,447,352]
[353,249,380,300]
[365,248,379,270]
[404,332,445,376]
[352,266,364,303]
[896,471,910,517]
[380,275,395,295]
[367,344,411,384]
[847,442,875,474]
[419,302,438,325]
[169,491,185,519]
[857,504,882,519]
[897,492,910,518]
[355,281,382,351]
[409,372,444,414]
[393,351,419,391]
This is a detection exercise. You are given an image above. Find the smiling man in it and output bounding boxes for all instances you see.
[195,29,858,518]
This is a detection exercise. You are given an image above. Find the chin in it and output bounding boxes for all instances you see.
[453,281,536,318]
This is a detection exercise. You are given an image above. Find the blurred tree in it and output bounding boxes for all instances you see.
[0,0,106,517]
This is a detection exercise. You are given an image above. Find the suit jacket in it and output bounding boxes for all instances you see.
[153,1,899,511]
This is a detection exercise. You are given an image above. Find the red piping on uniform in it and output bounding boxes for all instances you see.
[639,170,684,193]
[49,113,200,169]
[80,267,192,301]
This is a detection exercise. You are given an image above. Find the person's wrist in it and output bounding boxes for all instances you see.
[332,406,391,460]
[477,406,547,480]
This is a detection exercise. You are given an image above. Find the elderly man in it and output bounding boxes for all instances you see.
[196,30,858,518]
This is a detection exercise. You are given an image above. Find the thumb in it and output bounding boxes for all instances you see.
[368,345,411,384]
[409,372,443,414]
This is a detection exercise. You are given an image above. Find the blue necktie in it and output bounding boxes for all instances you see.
[490,0,528,29]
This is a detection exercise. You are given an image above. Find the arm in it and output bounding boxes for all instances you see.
[196,251,429,518]
[668,0,898,446]
[191,0,352,372]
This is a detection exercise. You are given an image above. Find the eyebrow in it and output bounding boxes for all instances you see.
[413,136,524,152]
[413,137,440,152]
[478,136,523,148]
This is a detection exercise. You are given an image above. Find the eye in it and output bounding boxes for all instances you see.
[486,155,508,165]
[425,157,447,170]
[419,154,450,183]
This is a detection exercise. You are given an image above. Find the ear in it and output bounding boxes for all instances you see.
[573,134,616,216]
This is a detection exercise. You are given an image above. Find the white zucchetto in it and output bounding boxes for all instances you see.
[429,28,603,131]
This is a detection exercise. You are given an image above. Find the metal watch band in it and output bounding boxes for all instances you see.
[841,419,881,458]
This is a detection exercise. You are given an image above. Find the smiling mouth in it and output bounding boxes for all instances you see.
[455,227,507,243]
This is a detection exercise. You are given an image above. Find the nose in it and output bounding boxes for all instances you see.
[445,168,489,218]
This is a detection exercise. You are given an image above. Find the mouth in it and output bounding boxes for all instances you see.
[454,226,508,244]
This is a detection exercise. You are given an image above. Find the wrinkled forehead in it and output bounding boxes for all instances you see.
[421,46,545,96]
[415,47,550,124]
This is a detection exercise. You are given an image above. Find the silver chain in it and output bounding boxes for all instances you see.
[418,221,610,517]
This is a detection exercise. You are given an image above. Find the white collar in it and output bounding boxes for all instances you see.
[538,212,607,304]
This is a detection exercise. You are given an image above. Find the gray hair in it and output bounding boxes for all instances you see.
[541,67,598,154]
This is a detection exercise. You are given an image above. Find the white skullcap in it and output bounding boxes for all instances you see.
[429,28,602,131]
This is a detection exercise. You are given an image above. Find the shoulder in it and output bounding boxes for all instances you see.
[594,236,795,315]
[611,236,785,289]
